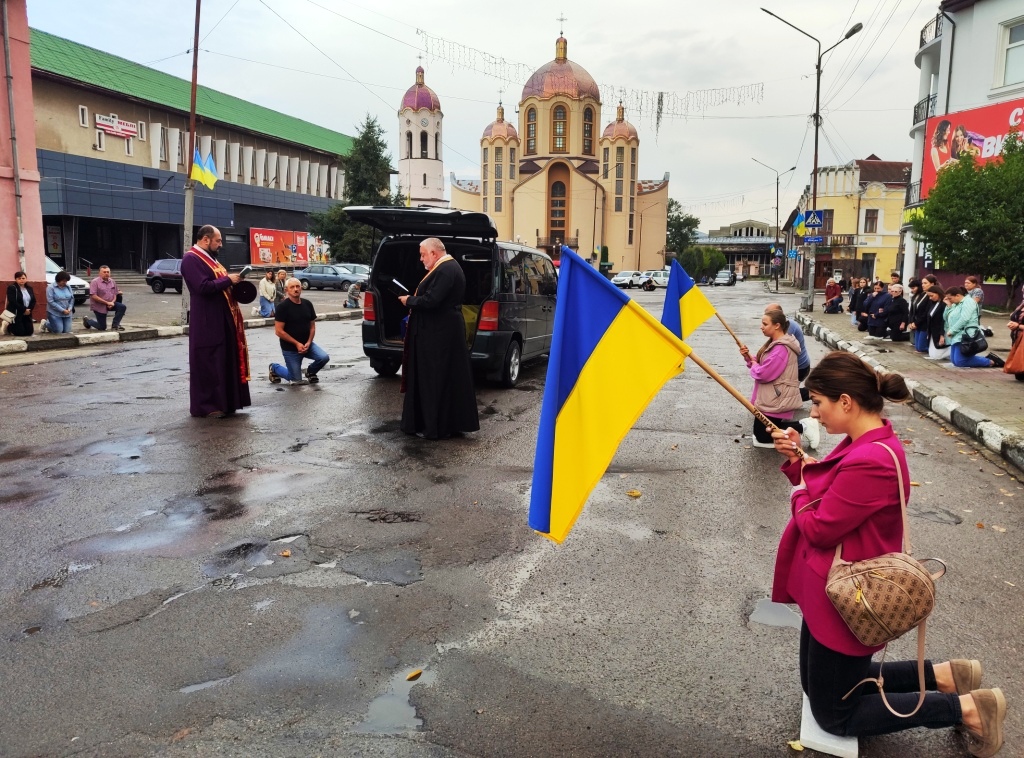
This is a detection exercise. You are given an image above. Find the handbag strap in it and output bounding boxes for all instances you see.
[831,440,912,566]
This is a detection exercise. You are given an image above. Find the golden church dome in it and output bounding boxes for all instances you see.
[602,102,638,140]
[521,37,601,102]
[482,104,519,140]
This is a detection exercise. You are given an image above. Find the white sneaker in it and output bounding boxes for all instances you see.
[801,417,821,450]
[751,439,776,449]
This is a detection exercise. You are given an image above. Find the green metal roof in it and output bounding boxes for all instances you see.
[29,28,353,157]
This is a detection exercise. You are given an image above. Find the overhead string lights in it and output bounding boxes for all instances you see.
[416,30,763,134]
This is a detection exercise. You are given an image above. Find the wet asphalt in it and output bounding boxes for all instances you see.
[0,284,1021,757]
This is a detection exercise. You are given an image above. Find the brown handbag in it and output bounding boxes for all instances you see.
[824,442,946,717]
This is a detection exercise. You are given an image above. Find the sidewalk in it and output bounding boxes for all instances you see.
[795,306,1024,473]
[0,309,362,355]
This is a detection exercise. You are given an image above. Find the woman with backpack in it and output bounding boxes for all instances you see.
[768,352,1006,755]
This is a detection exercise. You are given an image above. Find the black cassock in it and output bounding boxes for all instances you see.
[401,258,480,438]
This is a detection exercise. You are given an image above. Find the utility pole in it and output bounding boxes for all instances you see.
[752,159,794,294]
[180,0,202,326]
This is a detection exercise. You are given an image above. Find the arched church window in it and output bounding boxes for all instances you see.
[526,108,537,155]
[420,131,428,158]
[552,105,567,153]
[550,180,566,233]
[406,132,412,159]
[583,107,594,156]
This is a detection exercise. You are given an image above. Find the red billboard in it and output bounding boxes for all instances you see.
[248,228,330,267]
[921,97,1024,198]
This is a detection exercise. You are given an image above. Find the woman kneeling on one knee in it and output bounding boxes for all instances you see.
[769,352,1006,756]
[944,287,1002,368]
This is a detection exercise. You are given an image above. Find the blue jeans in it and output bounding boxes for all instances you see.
[950,343,991,368]
[271,342,330,381]
[47,313,73,333]
[913,329,930,352]
[259,296,274,317]
[85,303,126,330]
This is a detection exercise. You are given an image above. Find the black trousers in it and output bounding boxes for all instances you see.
[799,622,961,737]
[753,414,803,443]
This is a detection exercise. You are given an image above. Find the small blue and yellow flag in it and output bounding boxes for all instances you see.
[202,151,219,190]
[794,211,806,237]
[189,147,205,185]
[661,260,716,341]
[528,249,691,543]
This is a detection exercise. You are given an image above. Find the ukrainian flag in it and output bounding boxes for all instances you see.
[661,260,716,341]
[795,211,806,237]
[529,249,691,543]
[190,147,205,185]
[202,151,219,190]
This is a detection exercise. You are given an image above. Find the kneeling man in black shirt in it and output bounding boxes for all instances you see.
[269,278,330,384]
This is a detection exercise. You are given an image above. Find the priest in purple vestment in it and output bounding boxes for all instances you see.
[181,225,252,418]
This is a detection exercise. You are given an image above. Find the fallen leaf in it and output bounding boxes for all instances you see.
[406,669,423,681]
[976,522,985,529]
[670,444,679,450]
[994,472,1006,476]
[279,549,291,558]
[170,728,191,743]
[787,740,805,751]
[1005,581,1016,587]
[626,489,642,498]
[910,481,921,487]
[475,708,485,714]
[619,474,628,478]
[992,526,1007,533]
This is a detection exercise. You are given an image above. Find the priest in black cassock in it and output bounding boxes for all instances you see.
[398,238,480,439]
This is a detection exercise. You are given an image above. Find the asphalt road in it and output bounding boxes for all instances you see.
[0,284,1020,757]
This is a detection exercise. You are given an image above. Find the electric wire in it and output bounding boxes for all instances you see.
[824,0,904,106]
[199,0,243,45]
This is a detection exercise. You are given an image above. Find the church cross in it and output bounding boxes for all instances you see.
[556,13,567,35]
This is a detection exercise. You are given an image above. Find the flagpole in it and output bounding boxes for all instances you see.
[714,312,745,349]
[180,0,202,326]
[685,349,810,461]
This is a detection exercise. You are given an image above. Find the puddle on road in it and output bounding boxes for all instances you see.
[30,562,94,590]
[243,606,357,686]
[749,598,802,629]
[356,668,437,734]
[202,540,272,578]
[341,550,423,586]
[83,435,155,459]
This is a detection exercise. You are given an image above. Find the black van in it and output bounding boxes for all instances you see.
[345,206,557,387]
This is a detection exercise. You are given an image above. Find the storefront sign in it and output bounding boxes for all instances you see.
[94,114,138,138]
[921,97,1024,199]
[249,228,330,267]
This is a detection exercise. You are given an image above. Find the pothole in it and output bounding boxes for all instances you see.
[355,509,421,524]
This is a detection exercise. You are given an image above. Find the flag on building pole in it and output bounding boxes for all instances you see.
[202,151,218,190]
[660,260,716,341]
[190,147,205,185]
[794,211,806,237]
[528,248,692,543]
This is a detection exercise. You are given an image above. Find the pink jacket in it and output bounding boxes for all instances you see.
[771,421,909,656]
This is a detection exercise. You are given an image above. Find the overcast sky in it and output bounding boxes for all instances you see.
[29,0,938,233]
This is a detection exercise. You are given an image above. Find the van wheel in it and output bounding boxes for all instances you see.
[501,341,521,388]
[151,279,165,294]
[372,360,401,377]
[300,279,310,290]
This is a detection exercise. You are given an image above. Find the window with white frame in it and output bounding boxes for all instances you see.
[94,129,105,151]
[78,105,88,127]
[138,122,147,141]
[1002,19,1024,86]
[125,137,134,157]
[159,132,166,161]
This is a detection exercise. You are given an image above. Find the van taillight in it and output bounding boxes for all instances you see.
[363,291,376,322]
[478,300,499,331]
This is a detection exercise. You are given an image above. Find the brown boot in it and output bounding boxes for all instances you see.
[951,659,983,695]
[967,688,1006,758]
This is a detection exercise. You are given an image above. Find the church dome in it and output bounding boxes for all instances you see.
[521,37,600,102]
[482,104,519,140]
[603,102,638,140]
[401,66,441,112]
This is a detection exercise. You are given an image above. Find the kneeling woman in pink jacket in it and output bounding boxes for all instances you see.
[770,352,1006,756]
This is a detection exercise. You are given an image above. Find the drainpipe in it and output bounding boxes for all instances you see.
[2,0,26,272]
[940,11,956,114]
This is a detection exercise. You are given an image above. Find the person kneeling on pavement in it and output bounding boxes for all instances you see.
[344,281,363,308]
[269,277,330,384]
[884,283,911,342]
[82,265,126,332]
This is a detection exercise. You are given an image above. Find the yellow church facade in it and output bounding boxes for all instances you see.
[449,37,669,271]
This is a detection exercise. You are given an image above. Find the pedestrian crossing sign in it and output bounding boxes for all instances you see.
[805,210,823,228]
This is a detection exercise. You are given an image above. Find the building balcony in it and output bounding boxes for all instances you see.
[905,180,922,207]
[919,14,943,49]
[913,94,937,126]
[536,236,578,250]
[824,234,855,247]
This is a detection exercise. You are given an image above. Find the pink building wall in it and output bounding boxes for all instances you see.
[0,0,45,308]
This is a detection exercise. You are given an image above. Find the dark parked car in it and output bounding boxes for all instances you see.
[713,269,737,286]
[344,206,557,387]
[293,264,368,291]
[145,258,183,293]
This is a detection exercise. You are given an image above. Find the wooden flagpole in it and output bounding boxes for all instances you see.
[715,312,745,349]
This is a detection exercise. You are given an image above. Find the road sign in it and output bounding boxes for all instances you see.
[787,250,797,259]
[805,210,823,228]
[804,235,823,244]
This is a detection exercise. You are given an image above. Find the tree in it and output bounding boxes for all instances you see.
[308,114,404,264]
[666,198,701,259]
[678,245,724,279]
[911,130,1024,307]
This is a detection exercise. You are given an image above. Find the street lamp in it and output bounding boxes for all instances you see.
[761,8,862,309]
[752,158,795,292]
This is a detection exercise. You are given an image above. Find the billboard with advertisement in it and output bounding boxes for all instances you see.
[921,97,1024,199]
[248,228,330,267]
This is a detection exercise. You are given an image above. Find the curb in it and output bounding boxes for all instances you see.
[0,310,363,355]
[795,313,1024,473]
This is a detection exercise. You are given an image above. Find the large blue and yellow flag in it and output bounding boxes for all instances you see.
[190,147,218,190]
[661,260,716,341]
[529,249,692,543]
[189,147,205,185]
[794,211,806,237]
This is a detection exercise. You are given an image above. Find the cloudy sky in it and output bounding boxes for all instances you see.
[29,0,938,233]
